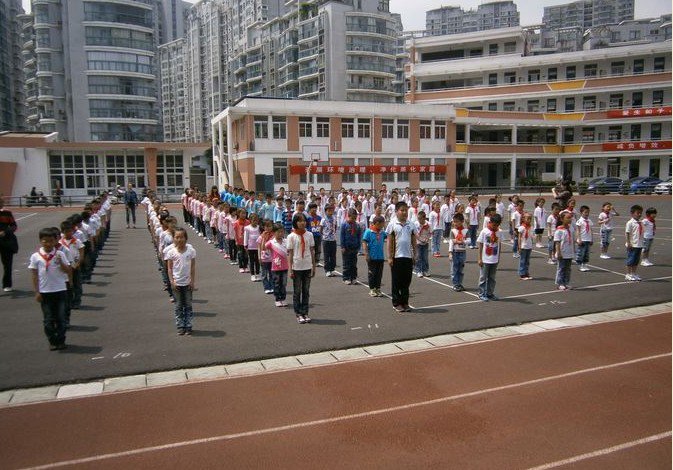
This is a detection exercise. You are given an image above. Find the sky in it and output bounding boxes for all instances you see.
[21,0,672,30]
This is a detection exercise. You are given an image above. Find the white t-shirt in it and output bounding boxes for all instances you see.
[495,202,505,217]
[518,225,534,250]
[29,249,70,293]
[477,227,501,264]
[575,217,594,242]
[286,231,315,271]
[554,226,575,259]
[533,207,546,230]
[546,214,559,236]
[641,218,655,239]
[166,244,196,286]
[60,237,84,264]
[465,205,480,226]
[625,219,644,247]
[597,211,613,231]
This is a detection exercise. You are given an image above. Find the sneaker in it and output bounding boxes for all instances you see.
[185,328,192,336]
[251,275,256,281]
[633,274,642,281]
[177,328,186,335]
[303,315,312,323]
[423,272,430,277]
[579,264,589,272]
[325,271,332,277]
[265,289,274,294]
[281,301,288,307]
[558,285,567,291]
[344,280,351,285]
[488,295,499,301]
[535,243,544,248]
[641,259,653,267]
[369,289,378,297]
[297,316,306,324]
[478,295,490,301]
[417,272,423,278]
[599,254,610,259]
[513,253,520,259]
[393,305,405,313]
[453,285,464,292]
[402,305,411,312]
[223,254,230,259]
[375,289,383,297]
[56,343,67,350]
[49,344,59,351]
[219,249,224,253]
[244,268,250,273]
[2,287,12,292]
[275,301,283,307]
[625,274,635,281]
[229,261,238,265]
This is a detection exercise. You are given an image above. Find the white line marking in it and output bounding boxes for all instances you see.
[422,275,480,298]
[526,431,672,470]
[22,353,671,470]
[14,213,37,222]
[412,276,673,310]
[330,268,414,309]
[350,327,362,331]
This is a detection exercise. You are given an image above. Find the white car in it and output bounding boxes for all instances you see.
[653,178,671,195]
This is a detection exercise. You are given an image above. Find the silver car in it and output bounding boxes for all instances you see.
[653,177,672,195]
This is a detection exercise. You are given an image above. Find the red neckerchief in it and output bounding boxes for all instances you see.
[293,228,306,257]
[521,222,531,240]
[486,223,499,243]
[454,225,464,242]
[582,217,590,234]
[646,215,656,235]
[557,224,572,242]
[348,221,356,236]
[418,222,429,236]
[636,220,643,237]
[60,237,76,249]
[39,248,56,270]
[369,224,382,242]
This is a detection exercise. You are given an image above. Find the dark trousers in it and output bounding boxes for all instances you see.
[1,249,14,289]
[182,206,189,224]
[292,269,311,316]
[390,257,413,307]
[228,239,237,261]
[237,244,248,269]
[273,270,288,301]
[367,259,384,289]
[468,224,478,248]
[248,249,260,275]
[126,204,137,225]
[313,236,322,264]
[342,247,358,281]
[71,267,82,307]
[174,285,193,329]
[323,240,337,272]
[40,291,67,346]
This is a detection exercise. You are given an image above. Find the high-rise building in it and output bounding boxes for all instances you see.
[425,1,520,37]
[20,0,186,142]
[542,0,634,30]
[0,0,26,131]
[160,0,403,142]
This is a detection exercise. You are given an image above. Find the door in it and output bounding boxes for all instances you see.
[563,161,574,181]
[628,160,639,179]
[488,163,498,187]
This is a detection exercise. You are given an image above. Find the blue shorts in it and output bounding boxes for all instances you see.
[626,247,642,266]
[642,238,653,252]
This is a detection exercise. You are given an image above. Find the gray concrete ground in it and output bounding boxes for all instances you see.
[0,194,670,390]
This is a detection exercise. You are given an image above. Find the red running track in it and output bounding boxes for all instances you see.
[1,313,670,469]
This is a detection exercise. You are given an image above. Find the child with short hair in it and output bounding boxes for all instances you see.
[477,214,502,301]
[226,207,238,264]
[414,210,431,278]
[287,213,316,323]
[233,209,250,273]
[29,228,72,350]
[449,213,468,291]
[575,205,593,272]
[167,227,196,335]
[465,196,480,249]
[306,203,322,266]
[511,200,524,258]
[362,215,387,297]
[429,201,443,258]
[340,208,362,284]
[244,213,261,281]
[386,201,417,312]
[258,219,275,294]
[60,220,84,310]
[533,198,546,248]
[597,202,619,259]
[554,212,575,290]
[266,224,289,307]
[282,198,294,234]
[624,205,644,282]
[546,203,561,264]
[518,212,534,280]
[641,207,657,266]
[321,204,338,277]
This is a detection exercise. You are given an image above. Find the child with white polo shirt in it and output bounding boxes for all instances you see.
[477,214,502,301]
[575,205,594,272]
[640,207,657,267]
[597,202,619,259]
[554,212,575,290]
[625,205,644,281]
[387,201,417,313]
[287,213,315,324]
[166,227,196,335]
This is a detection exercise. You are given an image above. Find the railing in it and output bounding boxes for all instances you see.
[346,62,396,74]
[347,44,396,55]
[298,47,320,59]
[2,195,75,207]
[87,61,153,75]
[88,84,156,96]
[85,36,154,51]
[346,82,396,92]
[346,24,398,37]
[83,12,152,28]
[89,108,156,119]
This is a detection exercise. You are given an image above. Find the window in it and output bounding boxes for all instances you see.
[548,67,557,81]
[157,153,184,193]
[254,116,268,139]
[528,69,540,82]
[504,41,516,53]
[358,119,370,138]
[316,118,329,138]
[273,158,288,184]
[299,117,312,137]
[488,102,498,111]
[607,158,620,177]
[272,116,286,139]
[380,158,395,182]
[489,43,498,55]
[504,71,516,83]
[565,97,575,112]
[342,158,355,183]
[397,119,409,139]
[503,101,515,111]
[488,73,498,86]
[630,124,641,141]
[584,64,597,78]
[650,159,660,178]
[609,94,623,109]
[633,59,644,74]
[434,158,445,181]
[652,90,664,106]
[651,123,662,140]
[654,56,665,72]
[527,100,540,112]
[632,92,642,108]
[581,160,594,178]
[582,96,596,111]
[341,118,354,138]
[397,158,409,182]
[566,66,576,79]
[382,119,394,139]
[420,120,432,139]
[629,30,641,41]
[419,158,432,182]
[611,61,625,75]
[581,127,595,142]
[608,126,622,141]
[563,128,575,143]
[545,161,556,173]
[359,158,371,183]
[547,98,557,112]
[435,122,446,140]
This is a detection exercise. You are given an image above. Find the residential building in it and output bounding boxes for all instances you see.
[426,2,520,36]
[20,0,187,142]
[542,0,634,30]
[161,0,404,143]
[0,0,26,131]
[210,98,456,192]
[160,38,189,142]
[405,26,671,186]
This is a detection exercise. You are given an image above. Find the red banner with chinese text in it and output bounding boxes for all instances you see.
[289,165,447,175]
[606,107,671,118]
[602,141,672,151]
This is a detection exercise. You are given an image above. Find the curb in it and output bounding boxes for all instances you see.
[1,302,670,407]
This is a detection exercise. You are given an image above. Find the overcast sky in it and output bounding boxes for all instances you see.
[21,0,672,30]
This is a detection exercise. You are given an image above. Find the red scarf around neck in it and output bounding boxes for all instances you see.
[486,222,499,243]
[454,225,464,242]
[646,215,656,234]
[521,222,531,240]
[293,228,307,258]
[369,224,382,242]
[39,249,56,270]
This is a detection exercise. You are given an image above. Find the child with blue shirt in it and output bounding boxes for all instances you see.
[340,208,362,284]
[386,201,417,312]
[306,203,322,265]
[362,215,387,297]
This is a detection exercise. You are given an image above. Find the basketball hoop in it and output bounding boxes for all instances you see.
[302,145,329,193]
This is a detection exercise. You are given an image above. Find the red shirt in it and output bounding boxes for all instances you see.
[233,219,250,245]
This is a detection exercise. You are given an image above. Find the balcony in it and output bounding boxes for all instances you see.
[298,66,319,79]
[346,24,398,38]
[346,44,396,56]
[346,62,396,76]
[298,47,320,60]
[346,82,397,94]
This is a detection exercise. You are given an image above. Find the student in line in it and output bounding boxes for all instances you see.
[287,214,315,324]
[640,207,657,267]
[167,227,197,336]
[362,215,387,297]
[387,201,417,313]
[477,213,502,301]
[448,213,468,292]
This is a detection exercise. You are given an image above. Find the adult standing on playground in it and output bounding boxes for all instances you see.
[552,177,573,209]
[124,183,139,229]
[0,195,18,292]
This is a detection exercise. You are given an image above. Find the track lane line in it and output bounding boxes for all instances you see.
[21,352,671,470]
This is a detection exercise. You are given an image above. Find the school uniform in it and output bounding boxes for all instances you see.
[29,248,70,348]
[166,244,196,332]
[575,216,594,265]
[321,215,338,274]
[287,230,315,317]
[477,227,502,299]
[386,220,417,309]
[362,227,387,290]
[554,226,575,287]
[449,226,468,288]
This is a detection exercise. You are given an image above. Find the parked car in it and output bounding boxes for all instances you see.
[653,177,672,195]
[619,176,662,194]
[584,177,623,194]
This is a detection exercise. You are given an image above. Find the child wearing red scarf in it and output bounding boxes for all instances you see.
[554,212,575,290]
[575,205,594,272]
[517,213,534,280]
[362,216,387,297]
[625,204,644,281]
[287,214,315,324]
[477,213,502,301]
[640,207,657,267]
[449,213,469,291]
[511,200,525,258]
[465,196,481,249]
